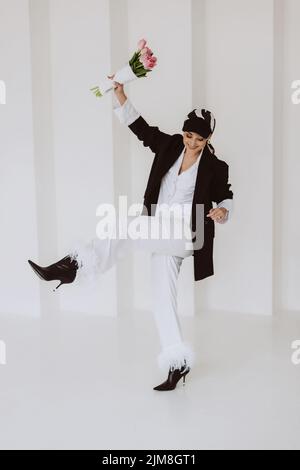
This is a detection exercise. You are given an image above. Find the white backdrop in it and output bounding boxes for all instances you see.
[0,0,299,318]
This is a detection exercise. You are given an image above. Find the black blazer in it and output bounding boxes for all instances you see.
[128,114,233,282]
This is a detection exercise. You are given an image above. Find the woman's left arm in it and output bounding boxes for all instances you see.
[208,161,233,224]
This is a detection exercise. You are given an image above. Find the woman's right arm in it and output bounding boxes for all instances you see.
[109,75,141,125]
[109,75,173,154]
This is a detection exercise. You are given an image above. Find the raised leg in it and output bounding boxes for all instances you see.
[68,213,194,284]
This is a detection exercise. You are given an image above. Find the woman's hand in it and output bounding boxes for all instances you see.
[107,74,127,104]
[206,207,228,223]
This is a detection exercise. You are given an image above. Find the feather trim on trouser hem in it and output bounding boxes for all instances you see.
[157,341,195,373]
[68,238,102,286]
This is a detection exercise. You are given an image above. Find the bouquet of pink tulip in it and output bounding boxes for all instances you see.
[90,39,157,98]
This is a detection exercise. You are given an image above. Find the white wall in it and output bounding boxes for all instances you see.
[48,0,118,315]
[0,0,299,318]
[0,0,40,316]
[280,0,300,313]
[197,0,274,315]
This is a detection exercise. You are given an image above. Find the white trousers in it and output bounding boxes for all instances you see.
[68,213,196,373]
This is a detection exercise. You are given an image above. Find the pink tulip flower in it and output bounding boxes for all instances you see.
[137,39,147,50]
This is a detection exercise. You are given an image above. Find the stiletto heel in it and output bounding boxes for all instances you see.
[153,362,191,391]
[53,281,64,292]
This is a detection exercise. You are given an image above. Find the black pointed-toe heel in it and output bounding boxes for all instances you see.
[153,363,190,391]
[28,255,79,292]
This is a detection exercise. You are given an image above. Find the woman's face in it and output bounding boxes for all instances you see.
[183,131,209,155]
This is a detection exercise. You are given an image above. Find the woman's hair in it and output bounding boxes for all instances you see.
[207,141,215,154]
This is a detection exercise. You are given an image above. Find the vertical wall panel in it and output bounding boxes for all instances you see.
[197,0,275,315]
[128,0,195,316]
[0,0,40,316]
[280,0,300,313]
[29,0,60,319]
[49,0,117,315]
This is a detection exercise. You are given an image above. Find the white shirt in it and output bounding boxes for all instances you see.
[113,96,233,224]
[156,147,203,223]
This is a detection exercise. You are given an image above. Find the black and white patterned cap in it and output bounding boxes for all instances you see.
[182,107,216,138]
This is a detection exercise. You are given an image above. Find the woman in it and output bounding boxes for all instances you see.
[28,78,233,391]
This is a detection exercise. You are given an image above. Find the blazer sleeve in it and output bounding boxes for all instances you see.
[113,96,141,125]
[211,161,234,205]
[128,115,173,154]
[216,198,233,224]
[113,97,172,154]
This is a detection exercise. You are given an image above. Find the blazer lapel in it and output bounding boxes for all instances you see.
[161,136,214,202]
[192,144,214,202]
[159,135,185,178]
[146,135,185,193]
[147,135,214,200]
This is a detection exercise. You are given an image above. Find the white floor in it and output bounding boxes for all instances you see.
[0,307,300,450]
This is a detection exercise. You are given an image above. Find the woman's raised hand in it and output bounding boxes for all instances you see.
[107,74,126,102]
